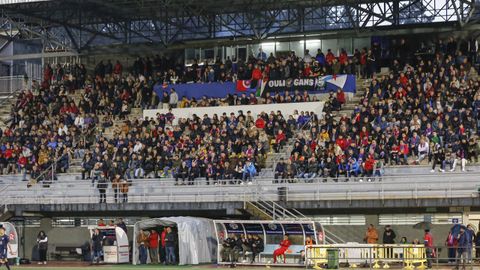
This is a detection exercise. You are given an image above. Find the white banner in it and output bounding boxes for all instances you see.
[143,101,324,124]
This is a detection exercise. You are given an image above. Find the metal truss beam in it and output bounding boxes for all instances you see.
[0,0,475,51]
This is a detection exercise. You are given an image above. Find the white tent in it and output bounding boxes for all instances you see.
[132,217,217,265]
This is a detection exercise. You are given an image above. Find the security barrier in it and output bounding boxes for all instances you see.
[305,244,427,269]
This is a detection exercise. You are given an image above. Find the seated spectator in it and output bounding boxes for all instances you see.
[242,160,257,184]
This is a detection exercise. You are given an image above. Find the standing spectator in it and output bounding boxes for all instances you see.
[364,224,378,244]
[113,60,123,76]
[111,174,120,203]
[382,225,396,258]
[36,231,48,265]
[116,218,127,233]
[165,227,176,265]
[120,178,129,203]
[382,225,396,244]
[456,227,468,270]
[137,230,149,264]
[466,224,475,263]
[169,89,178,108]
[423,229,434,269]
[160,227,167,264]
[475,227,480,261]
[0,227,11,270]
[97,173,108,204]
[91,229,104,264]
[148,230,159,264]
[445,230,456,264]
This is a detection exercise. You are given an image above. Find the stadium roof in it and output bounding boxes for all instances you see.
[0,0,477,53]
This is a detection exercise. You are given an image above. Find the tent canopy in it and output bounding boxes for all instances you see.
[133,217,217,265]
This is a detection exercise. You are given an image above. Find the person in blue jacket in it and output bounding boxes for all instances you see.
[242,160,257,184]
[456,227,468,270]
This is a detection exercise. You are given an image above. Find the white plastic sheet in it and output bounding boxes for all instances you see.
[133,217,217,265]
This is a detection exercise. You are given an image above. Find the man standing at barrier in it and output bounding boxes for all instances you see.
[383,225,396,259]
[466,224,474,263]
[423,229,434,268]
[365,224,378,244]
[273,234,291,263]
[455,227,468,270]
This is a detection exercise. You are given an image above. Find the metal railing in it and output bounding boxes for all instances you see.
[305,243,479,269]
[0,173,478,205]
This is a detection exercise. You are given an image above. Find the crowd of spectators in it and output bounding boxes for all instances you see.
[277,38,479,182]
[82,108,314,187]
[0,37,478,188]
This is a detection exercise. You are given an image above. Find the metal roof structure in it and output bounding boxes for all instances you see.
[0,0,477,53]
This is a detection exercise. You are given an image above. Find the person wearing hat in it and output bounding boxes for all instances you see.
[0,227,11,270]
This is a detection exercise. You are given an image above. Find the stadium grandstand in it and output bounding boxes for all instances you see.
[0,0,478,269]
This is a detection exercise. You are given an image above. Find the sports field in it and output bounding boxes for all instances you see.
[11,266,211,270]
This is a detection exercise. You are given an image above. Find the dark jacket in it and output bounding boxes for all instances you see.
[458,232,468,253]
[165,232,175,247]
[92,233,104,251]
[383,229,396,244]
[252,238,264,253]
[97,177,108,190]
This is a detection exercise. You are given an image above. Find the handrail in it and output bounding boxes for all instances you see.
[0,85,25,124]
[1,186,477,205]
[1,171,479,187]
[33,151,69,184]
[271,113,317,177]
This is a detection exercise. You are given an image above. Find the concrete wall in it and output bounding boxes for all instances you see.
[16,218,134,261]
[143,101,325,124]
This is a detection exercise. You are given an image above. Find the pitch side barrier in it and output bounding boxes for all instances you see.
[305,243,426,269]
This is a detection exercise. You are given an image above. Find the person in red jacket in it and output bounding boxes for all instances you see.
[160,227,167,264]
[255,115,266,129]
[273,235,291,263]
[149,230,159,264]
[274,130,287,153]
[325,49,336,66]
[363,155,375,177]
[113,60,123,76]
[251,64,263,88]
[336,88,346,105]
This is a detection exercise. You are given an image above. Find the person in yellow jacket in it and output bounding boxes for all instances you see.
[364,224,379,244]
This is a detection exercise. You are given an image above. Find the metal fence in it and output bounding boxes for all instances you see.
[0,172,478,205]
[0,75,25,95]
[305,244,477,269]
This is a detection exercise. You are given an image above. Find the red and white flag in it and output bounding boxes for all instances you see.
[236,80,251,91]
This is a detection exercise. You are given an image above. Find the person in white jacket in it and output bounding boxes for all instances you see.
[36,231,48,265]
[416,138,429,164]
[74,114,85,129]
